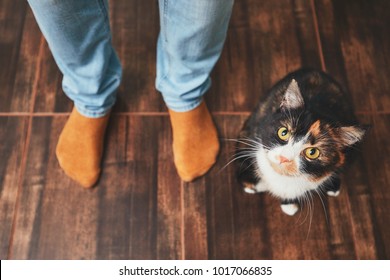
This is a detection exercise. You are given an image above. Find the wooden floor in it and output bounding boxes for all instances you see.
[1,0,389,260]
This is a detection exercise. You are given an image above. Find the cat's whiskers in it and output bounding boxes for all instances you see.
[347,143,363,153]
[240,136,271,151]
[299,192,311,227]
[223,138,260,149]
[297,166,315,230]
[295,194,305,225]
[305,191,315,240]
[254,136,272,150]
[219,136,266,174]
[219,150,257,173]
[283,109,294,129]
[316,130,333,142]
[295,111,304,128]
[295,196,305,225]
[315,188,329,226]
[223,152,255,167]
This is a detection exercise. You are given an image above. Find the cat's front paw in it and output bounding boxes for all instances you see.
[243,184,257,194]
[243,181,267,194]
[281,203,299,216]
[326,190,340,197]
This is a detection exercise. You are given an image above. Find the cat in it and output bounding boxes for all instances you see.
[235,69,368,216]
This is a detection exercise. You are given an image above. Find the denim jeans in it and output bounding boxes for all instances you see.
[28,0,234,117]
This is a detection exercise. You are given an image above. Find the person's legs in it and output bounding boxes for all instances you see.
[28,0,121,187]
[156,0,234,181]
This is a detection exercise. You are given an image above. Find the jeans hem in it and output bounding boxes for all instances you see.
[74,104,112,118]
[165,98,203,113]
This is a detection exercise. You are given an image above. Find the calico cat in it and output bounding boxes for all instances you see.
[236,69,367,216]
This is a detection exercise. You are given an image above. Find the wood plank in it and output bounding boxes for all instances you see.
[0,0,28,112]
[311,0,348,83]
[7,7,40,113]
[96,116,157,259]
[0,117,28,259]
[315,0,390,113]
[182,180,209,260]
[9,115,182,259]
[156,118,182,259]
[207,0,322,112]
[344,115,379,259]
[360,114,390,259]
[326,185,357,259]
[110,0,165,113]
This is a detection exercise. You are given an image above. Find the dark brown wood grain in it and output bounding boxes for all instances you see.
[156,118,183,259]
[0,0,28,112]
[207,0,322,113]
[6,7,40,113]
[1,0,390,260]
[360,114,390,259]
[96,116,161,259]
[0,117,28,259]
[340,116,378,259]
[182,179,209,260]
[315,0,390,113]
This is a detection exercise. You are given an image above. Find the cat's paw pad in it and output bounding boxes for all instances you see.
[327,190,340,197]
[281,203,299,216]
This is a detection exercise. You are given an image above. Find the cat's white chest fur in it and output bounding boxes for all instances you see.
[255,147,325,200]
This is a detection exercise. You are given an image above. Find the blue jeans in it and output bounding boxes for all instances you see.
[27,0,234,117]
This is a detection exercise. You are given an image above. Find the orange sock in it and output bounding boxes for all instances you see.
[56,108,110,188]
[168,101,220,182]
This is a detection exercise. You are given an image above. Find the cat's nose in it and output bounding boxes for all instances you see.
[278,155,291,164]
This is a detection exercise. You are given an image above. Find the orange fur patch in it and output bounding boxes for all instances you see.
[270,161,298,176]
[337,152,345,167]
[309,120,321,138]
[243,182,255,190]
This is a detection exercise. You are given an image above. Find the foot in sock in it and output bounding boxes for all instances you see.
[168,101,220,182]
[56,107,110,188]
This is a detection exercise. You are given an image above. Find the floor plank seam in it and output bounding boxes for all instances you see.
[0,111,389,117]
[180,180,185,260]
[310,0,326,72]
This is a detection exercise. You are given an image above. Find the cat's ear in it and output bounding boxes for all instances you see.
[338,125,368,146]
[281,79,305,110]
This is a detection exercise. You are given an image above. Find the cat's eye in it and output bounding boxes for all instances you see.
[277,127,291,141]
[304,147,320,160]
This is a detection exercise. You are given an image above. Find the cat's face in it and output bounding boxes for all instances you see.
[262,117,343,182]
[258,80,366,182]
